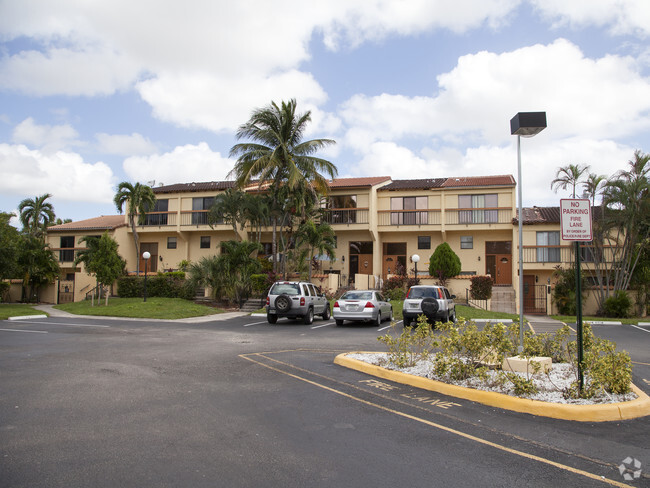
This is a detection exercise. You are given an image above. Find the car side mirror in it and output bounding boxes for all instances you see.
[451,295,456,299]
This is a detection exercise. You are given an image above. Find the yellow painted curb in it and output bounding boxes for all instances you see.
[334,352,650,422]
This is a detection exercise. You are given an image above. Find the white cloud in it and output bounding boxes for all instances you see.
[96,132,157,156]
[0,144,115,203]
[137,70,328,133]
[340,39,650,148]
[12,117,80,152]
[530,0,650,37]
[122,142,233,185]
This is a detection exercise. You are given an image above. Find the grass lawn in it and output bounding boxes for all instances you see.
[55,297,224,319]
[0,304,47,320]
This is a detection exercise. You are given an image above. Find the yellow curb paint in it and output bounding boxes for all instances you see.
[334,352,650,422]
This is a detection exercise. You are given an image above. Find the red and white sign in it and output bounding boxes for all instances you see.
[560,199,592,241]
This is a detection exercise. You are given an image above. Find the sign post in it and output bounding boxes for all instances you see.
[560,199,592,394]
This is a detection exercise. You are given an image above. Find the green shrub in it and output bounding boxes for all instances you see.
[385,287,406,301]
[250,274,269,296]
[602,290,631,318]
[117,276,142,298]
[552,266,587,315]
[470,275,493,300]
[382,275,406,294]
[428,242,461,286]
[377,315,437,368]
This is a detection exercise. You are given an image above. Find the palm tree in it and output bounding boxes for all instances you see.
[114,182,156,275]
[551,164,590,197]
[296,219,336,281]
[228,99,337,272]
[207,188,245,239]
[18,193,56,236]
[582,173,606,207]
[241,192,270,243]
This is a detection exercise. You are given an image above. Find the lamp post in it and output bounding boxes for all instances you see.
[142,251,151,302]
[510,112,547,352]
[412,254,420,284]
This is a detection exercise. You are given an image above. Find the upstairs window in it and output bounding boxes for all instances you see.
[391,196,428,225]
[536,231,560,262]
[458,194,498,224]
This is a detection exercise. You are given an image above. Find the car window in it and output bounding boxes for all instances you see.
[302,284,312,296]
[270,283,300,295]
[308,284,318,296]
[341,291,372,300]
[408,287,440,299]
[443,288,452,299]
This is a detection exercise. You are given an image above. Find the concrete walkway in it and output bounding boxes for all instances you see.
[32,304,248,323]
[525,315,567,334]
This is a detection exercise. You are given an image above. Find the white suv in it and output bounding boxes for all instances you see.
[266,281,331,325]
[402,285,456,327]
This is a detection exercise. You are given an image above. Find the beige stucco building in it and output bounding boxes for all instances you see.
[41,174,597,315]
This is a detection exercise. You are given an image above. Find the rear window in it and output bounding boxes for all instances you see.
[270,283,301,296]
[340,291,373,300]
[408,287,441,299]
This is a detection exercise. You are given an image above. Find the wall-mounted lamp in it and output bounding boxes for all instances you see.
[159,255,163,262]
[341,256,345,263]
[478,256,481,261]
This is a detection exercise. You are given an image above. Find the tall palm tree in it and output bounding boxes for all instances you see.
[551,163,590,198]
[582,173,606,207]
[114,182,156,275]
[208,188,245,239]
[242,192,270,243]
[18,193,55,236]
[296,219,336,281]
[228,99,337,272]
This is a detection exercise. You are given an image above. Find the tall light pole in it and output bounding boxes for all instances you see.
[142,251,151,302]
[510,112,547,353]
[412,254,420,284]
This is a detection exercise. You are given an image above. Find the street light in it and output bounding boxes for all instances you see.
[412,254,420,284]
[142,251,151,302]
[510,112,547,353]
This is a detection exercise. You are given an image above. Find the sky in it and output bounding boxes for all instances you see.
[1,0,650,225]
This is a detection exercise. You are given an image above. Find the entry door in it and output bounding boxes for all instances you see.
[495,255,512,285]
[139,243,158,273]
[58,280,74,303]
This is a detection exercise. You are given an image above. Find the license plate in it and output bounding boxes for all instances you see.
[268,310,276,314]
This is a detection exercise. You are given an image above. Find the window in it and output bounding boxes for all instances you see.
[329,195,356,208]
[417,236,431,249]
[167,237,177,249]
[536,231,560,262]
[200,236,211,249]
[460,236,473,249]
[327,195,357,223]
[458,194,498,224]
[143,199,168,225]
[59,236,75,262]
[192,197,215,225]
[391,196,428,225]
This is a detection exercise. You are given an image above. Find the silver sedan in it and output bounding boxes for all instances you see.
[333,290,393,326]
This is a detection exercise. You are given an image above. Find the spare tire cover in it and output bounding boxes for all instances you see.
[275,294,292,312]
[420,297,439,314]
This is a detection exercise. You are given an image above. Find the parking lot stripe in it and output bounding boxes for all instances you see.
[626,323,650,334]
[243,320,268,327]
[311,322,333,329]
[241,352,634,488]
[23,321,110,328]
[0,328,48,334]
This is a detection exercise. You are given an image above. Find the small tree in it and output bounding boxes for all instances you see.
[428,242,461,287]
[74,232,126,305]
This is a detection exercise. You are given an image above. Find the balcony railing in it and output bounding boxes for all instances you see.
[322,208,369,225]
[522,245,616,264]
[141,211,176,226]
[51,248,80,262]
[377,210,441,226]
[445,208,512,225]
[180,211,224,226]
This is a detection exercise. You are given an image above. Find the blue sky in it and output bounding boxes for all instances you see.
[1,0,649,224]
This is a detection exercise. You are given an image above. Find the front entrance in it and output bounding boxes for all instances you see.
[485,241,512,285]
[139,243,158,273]
[523,275,547,314]
[349,241,373,286]
[58,280,74,304]
[382,242,406,278]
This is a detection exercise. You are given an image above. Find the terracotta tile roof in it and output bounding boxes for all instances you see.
[47,215,127,232]
[153,181,236,194]
[379,178,447,191]
[442,175,516,188]
[515,206,603,225]
[329,176,392,188]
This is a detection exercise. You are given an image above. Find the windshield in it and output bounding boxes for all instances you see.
[270,283,300,296]
[340,291,373,300]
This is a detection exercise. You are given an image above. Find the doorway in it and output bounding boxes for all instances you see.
[523,275,547,314]
[485,241,512,285]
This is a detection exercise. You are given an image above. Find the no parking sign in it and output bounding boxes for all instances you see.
[560,199,592,241]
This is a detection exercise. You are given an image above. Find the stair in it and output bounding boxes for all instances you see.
[490,286,516,314]
[240,298,264,312]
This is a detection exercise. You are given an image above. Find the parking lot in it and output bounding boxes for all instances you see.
[1,313,649,487]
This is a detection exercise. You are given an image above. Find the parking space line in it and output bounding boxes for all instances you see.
[241,352,633,488]
[0,328,48,334]
[626,323,650,334]
[379,321,399,332]
[243,320,268,327]
[21,320,110,328]
[311,321,334,329]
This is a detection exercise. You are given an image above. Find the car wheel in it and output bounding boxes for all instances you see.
[303,307,314,325]
[443,312,449,323]
[321,304,331,320]
[275,294,292,313]
[403,316,411,327]
[267,314,277,324]
[387,307,393,322]
[374,312,381,327]
[451,312,457,324]
[335,319,344,326]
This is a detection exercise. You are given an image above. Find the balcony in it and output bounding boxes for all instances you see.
[322,208,369,225]
[180,211,224,227]
[378,210,441,226]
[51,248,79,263]
[522,245,615,265]
[140,211,177,226]
[445,208,512,225]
